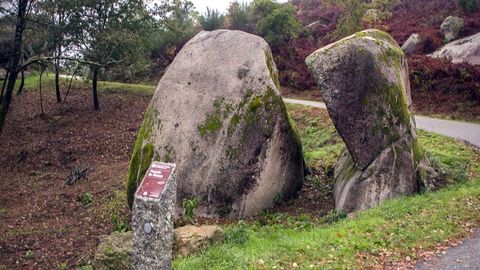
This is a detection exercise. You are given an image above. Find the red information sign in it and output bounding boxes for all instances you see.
[136,162,175,199]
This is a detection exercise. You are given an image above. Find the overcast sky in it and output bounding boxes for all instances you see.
[191,0,288,14]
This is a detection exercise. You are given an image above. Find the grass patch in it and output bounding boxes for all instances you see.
[16,73,156,95]
[287,104,345,172]
[174,104,480,269]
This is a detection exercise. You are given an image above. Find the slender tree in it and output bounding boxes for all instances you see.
[0,0,33,133]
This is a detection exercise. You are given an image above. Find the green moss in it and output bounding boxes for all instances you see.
[198,113,222,137]
[412,139,425,164]
[198,97,232,138]
[126,105,155,208]
[385,83,412,129]
[245,96,262,125]
[287,111,302,147]
[355,29,398,46]
[264,49,280,89]
[379,45,403,70]
[228,113,241,136]
[163,144,174,162]
[226,145,238,160]
[336,151,359,181]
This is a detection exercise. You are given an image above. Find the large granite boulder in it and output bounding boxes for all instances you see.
[401,33,421,55]
[306,29,431,212]
[127,30,304,218]
[429,32,480,66]
[440,16,464,42]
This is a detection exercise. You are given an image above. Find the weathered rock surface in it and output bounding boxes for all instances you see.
[94,232,133,270]
[440,16,464,42]
[127,30,304,218]
[429,32,480,66]
[174,225,224,257]
[401,33,421,55]
[306,29,431,212]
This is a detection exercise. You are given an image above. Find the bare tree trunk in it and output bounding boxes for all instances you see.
[0,69,9,103]
[92,67,99,110]
[54,55,61,102]
[63,65,79,102]
[39,66,45,115]
[0,0,29,133]
[16,69,25,96]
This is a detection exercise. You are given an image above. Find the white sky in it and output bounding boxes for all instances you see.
[191,0,288,14]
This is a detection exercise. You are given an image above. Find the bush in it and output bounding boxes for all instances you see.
[257,4,301,46]
[226,1,254,32]
[331,0,367,39]
[459,0,478,13]
[199,8,225,31]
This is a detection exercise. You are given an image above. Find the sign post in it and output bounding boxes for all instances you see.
[132,162,177,270]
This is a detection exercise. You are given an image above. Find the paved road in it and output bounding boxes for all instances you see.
[415,231,480,270]
[283,98,480,147]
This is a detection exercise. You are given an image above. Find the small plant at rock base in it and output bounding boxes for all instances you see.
[111,213,130,233]
[322,210,348,224]
[182,198,199,224]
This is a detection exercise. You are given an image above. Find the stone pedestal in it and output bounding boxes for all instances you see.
[132,162,177,270]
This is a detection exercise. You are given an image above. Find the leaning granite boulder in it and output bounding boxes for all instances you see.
[94,232,133,270]
[401,33,421,55]
[440,16,464,42]
[174,225,224,257]
[127,30,304,218]
[306,29,435,212]
[429,32,480,66]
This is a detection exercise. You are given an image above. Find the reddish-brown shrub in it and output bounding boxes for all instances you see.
[409,55,480,102]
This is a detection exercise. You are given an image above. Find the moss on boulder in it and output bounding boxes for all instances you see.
[126,105,155,208]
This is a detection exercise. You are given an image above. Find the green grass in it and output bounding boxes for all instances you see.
[17,73,156,95]
[173,104,480,269]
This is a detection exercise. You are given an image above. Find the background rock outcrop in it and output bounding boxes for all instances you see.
[429,32,480,66]
[306,29,433,212]
[126,30,304,218]
[401,33,421,55]
[440,16,464,42]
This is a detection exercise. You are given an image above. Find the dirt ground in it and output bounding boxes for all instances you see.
[0,89,151,269]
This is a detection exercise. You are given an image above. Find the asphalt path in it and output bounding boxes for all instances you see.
[283,98,480,147]
[415,231,480,270]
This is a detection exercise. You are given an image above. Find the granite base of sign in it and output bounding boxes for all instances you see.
[132,162,177,270]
